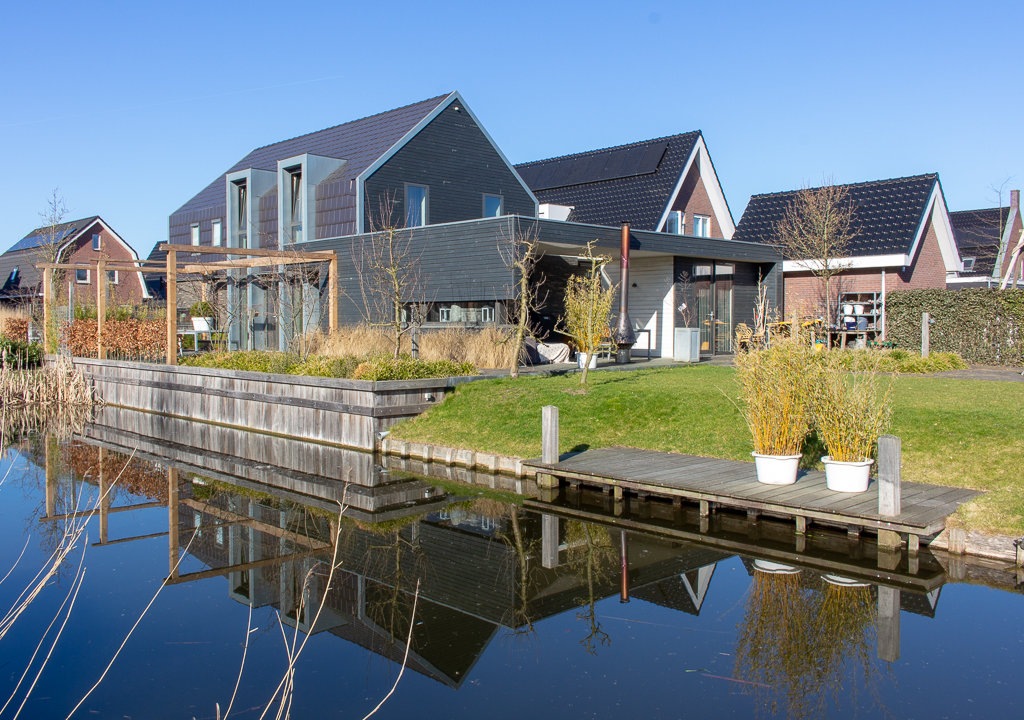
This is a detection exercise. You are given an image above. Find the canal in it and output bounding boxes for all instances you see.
[0,409,1021,719]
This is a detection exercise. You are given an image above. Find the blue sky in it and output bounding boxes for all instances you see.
[2,1,1022,257]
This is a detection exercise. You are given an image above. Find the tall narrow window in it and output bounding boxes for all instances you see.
[693,215,711,238]
[405,184,428,227]
[665,210,683,234]
[107,270,119,285]
[287,167,303,242]
[191,223,200,246]
[483,194,503,218]
[235,181,248,247]
[212,219,222,247]
[92,233,101,250]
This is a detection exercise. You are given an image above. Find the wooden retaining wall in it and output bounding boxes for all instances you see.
[67,357,477,451]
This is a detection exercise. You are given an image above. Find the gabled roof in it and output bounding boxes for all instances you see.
[171,93,455,218]
[516,132,720,232]
[949,206,1007,277]
[733,173,960,272]
[8,216,100,254]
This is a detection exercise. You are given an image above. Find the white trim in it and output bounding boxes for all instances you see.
[908,184,961,275]
[75,268,90,284]
[656,135,736,239]
[356,92,539,233]
[783,254,910,272]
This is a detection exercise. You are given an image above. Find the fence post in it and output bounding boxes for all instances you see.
[878,434,902,551]
[539,405,560,488]
[921,312,930,358]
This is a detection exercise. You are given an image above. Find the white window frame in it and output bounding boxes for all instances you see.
[480,305,495,323]
[962,257,976,272]
[483,193,503,218]
[212,218,223,247]
[107,270,119,285]
[191,223,200,246]
[439,306,452,322]
[405,183,429,227]
[75,268,90,284]
[92,233,101,250]
[665,210,683,234]
[693,215,711,238]
[7,267,18,283]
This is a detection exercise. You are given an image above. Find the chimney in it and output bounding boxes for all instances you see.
[1011,189,1020,211]
[613,222,636,364]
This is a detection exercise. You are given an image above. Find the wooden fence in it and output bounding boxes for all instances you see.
[67,357,476,451]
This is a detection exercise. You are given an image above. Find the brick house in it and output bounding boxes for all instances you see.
[1,216,148,307]
[733,174,961,327]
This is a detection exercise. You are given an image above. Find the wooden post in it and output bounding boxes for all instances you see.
[168,467,180,581]
[877,586,901,663]
[42,267,52,353]
[96,259,107,359]
[45,436,57,518]
[877,434,902,551]
[538,405,560,488]
[98,447,109,544]
[166,249,177,365]
[921,312,930,358]
[328,254,339,333]
[541,514,560,568]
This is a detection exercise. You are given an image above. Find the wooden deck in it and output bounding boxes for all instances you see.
[522,447,979,544]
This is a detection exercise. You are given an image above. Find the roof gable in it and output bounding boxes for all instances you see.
[515,132,701,231]
[734,174,940,258]
[172,93,454,218]
[9,215,100,254]
[950,206,1008,276]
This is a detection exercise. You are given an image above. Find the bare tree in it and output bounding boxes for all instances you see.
[499,219,545,378]
[352,193,424,358]
[34,189,69,352]
[558,241,616,385]
[776,183,857,327]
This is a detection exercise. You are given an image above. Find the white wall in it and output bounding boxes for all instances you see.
[604,257,675,357]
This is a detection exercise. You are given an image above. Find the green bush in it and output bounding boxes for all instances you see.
[180,351,297,374]
[828,348,967,373]
[0,337,43,368]
[290,355,362,378]
[353,356,476,381]
[189,300,216,317]
[886,289,1024,366]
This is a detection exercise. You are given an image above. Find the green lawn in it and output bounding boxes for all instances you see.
[391,365,1024,535]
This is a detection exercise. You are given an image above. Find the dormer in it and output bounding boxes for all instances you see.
[225,168,275,249]
[538,203,574,221]
[276,153,347,247]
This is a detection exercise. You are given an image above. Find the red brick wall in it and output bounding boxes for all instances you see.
[783,209,948,317]
[65,221,146,306]
[997,206,1023,283]
[673,166,722,238]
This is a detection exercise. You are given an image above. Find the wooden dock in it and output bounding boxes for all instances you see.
[521,447,979,550]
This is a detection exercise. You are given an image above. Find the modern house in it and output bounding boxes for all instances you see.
[949,189,1023,288]
[733,174,962,326]
[1,216,148,306]
[168,92,781,358]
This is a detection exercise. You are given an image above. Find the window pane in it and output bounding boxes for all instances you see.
[693,215,710,238]
[191,224,200,246]
[76,269,89,283]
[405,185,427,227]
[92,233,101,250]
[212,219,222,247]
[483,194,502,217]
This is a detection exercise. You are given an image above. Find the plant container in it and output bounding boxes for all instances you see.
[191,317,215,333]
[577,352,597,369]
[751,452,801,485]
[753,559,801,574]
[821,456,873,493]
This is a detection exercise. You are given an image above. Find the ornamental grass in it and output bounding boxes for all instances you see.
[734,339,818,456]
[814,353,893,462]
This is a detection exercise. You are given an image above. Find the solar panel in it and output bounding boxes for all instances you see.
[523,141,668,191]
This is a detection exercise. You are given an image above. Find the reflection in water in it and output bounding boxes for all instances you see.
[4,413,1021,718]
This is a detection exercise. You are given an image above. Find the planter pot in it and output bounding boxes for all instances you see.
[753,559,801,575]
[751,452,801,485]
[822,574,871,588]
[821,456,873,493]
[673,327,700,362]
[191,316,215,333]
[577,352,597,369]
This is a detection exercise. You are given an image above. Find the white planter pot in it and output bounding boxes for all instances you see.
[751,452,801,485]
[822,574,871,587]
[753,559,801,575]
[577,352,597,369]
[191,316,215,332]
[673,327,700,362]
[821,456,873,493]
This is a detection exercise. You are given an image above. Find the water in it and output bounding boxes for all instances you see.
[0,420,1022,719]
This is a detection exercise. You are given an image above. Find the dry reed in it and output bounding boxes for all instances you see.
[814,353,893,462]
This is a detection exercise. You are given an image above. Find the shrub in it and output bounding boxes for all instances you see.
[189,300,216,317]
[3,318,29,342]
[813,352,893,462]
[180,351,297,374]
[0,337,43,367]
[289,355,362,378]
[829,348,967,373]
[61,319,165,360]
[352,356,476,381]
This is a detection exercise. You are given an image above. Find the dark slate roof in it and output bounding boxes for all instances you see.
[9,216,100,254]
[170,93,454,220]
[515,132,701,231]
[949,206,1007,277]
[733,174,939,258]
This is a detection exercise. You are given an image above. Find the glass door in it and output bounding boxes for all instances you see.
[692,263,713,355]
[714,264,734,354]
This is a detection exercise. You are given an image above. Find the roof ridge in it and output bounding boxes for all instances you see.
[246,93,452,154]
[748,173,939,200]
[516,131,701,168]
[24,215,99,237]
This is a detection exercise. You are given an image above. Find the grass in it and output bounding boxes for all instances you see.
[390,364,1024,535]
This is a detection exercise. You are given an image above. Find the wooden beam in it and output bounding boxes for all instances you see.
[97,258,107,359]
[182,255,318,273]
[328,255,338,332]
[166,248,177,365]
[42,267,52,352]
[158,243,334,260]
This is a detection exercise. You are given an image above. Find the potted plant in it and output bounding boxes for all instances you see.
[673,271,700,362]
[814,355,893,492]
[189,300,217,333]
[558,242,616,385]
[735,339,817,485]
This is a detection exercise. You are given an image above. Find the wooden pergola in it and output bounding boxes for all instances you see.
[38,244,338,365]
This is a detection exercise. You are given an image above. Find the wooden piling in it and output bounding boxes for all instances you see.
[877,586,901,663]
[538,405,559,489]
[878,434,903,550]
[921,312,930,358]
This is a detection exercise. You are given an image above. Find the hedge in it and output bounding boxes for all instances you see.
[885,289,1024,366]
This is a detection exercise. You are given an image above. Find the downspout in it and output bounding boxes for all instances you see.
[614,222,636,363]
[880,270,886,340]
